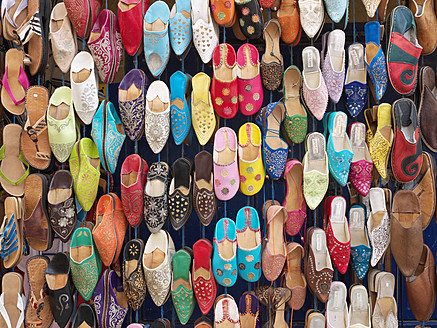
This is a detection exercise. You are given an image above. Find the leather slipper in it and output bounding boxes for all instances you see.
[25,255,53,328]
[0,124,30,197]
[20,86,52,170]
[23,173,53,252]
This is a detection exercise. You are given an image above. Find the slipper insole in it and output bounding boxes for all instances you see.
[267,209,285,256]
[327,284,346,328]
[170,72,188,110]
[118,0,140,11]
[122,171,138,188]
[266,104,287,150]
[237,227,257,250]
[285,164,303,214]
[171,159,191,194]
[27,0,43,76]
[192,73,211,105]
[71,245,92,263]
[49,102,70,120]
[239,46,257,80]
[264,22,282,65]
[347,44,366,83]
[350,288,369,326]
[215,46,234,81]
[2,273,23,328]
[240,125,258,162]
[350,123,366,161]
[148,96,168,113]
[309,315,325,328]
[307,133,326,173]
[191,0,208,23]
[217,239,234,260]
[286,247,305,288]
[119,83,141,102]
[216,130,236,165]
[72,68,91,83]
[311,229,330,271]
[303,47,320,89]
[195,153,212,189]
[328,30,345,72]
[143,248,165,269]
[46,273,68,290]
[350,207,367,247]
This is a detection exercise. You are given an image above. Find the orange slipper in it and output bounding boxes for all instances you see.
[211,0,235,26]
[277,0,300,44]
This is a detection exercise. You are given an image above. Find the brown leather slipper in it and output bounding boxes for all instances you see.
[23,174,53,251]
[0,124,30,196]
[25,256,53,328]
[20,86,52,170]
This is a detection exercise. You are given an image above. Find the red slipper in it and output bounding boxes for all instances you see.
[211,43,238,119]
[192,239,217,315]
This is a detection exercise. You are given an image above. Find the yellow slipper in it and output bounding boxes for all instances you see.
[191,72,216,146]
[365,103,393,179]
[238,122,265,196]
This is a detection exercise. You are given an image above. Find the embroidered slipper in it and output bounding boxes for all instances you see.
[169,0,192,56]
[64,0,91,37]
[192,72,216,146]
[23,174,53,252]
[70,226,102,301]
[69,138,100,212]
[144,162,170,233]
[236,206,261,282]
[169,157,193,230]
[123,239,147,311]
[118,0,148,56]
[0,49,29,116]
[46,86,77,163]
[277,0,300,44]
[0,124,30,197]
[213,217,238,287]
[15,0,50,76]
[49,2,77,73]
[239,293,260,327]
[345,43,367,117]
[213,127,239,200]
[211,0,235,26]
[20,86,52,170]
[144,1,171,77]
[191,0,219,63]
[171,248,195,325]
[88,9,122,83]
[303,132,329,210]
[364,21,387,102]
[47,170,77,242]
[238,123,265,196]
[256,102,288,179]
[261,20,284,91]
[212,43,238,119]
[2,197,24,269]
[235,0,263,39]
[321,30,346,104]
[262,205,287,281]
[349,203,371,280]
[282,242,307,310]
[70,51,99,125]
[302,46,328,120]
[121,154,148,227]
[299,0,324,39]
[170,71,192,145]
[282,65,307,144]
[192,239,217,314]
[0,272,25,328]
[93,193,128,267]
[119,68,148,141]
[145,80,171,154]
[91,100,126,174]
[348,122,372,197]
[237,43,263,116]
[2,0,28,40]
[283,159,306,236]
[25,256,53,328]
[214,295,240,326]
[193,151,216,226]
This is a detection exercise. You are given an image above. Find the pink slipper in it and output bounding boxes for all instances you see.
[237,43,263,116]
[213,127,239,201]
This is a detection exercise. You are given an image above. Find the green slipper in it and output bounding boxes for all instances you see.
[69,226,102,301]
[171,248,195,325]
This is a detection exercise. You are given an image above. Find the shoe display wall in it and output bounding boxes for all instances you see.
[1,0,437,327]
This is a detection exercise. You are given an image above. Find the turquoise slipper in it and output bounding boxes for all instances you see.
[170,71,192,145]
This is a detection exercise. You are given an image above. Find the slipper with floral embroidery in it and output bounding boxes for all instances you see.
[214,127,239,201]
[237,44,263,116]
[238,123,265,196]
[236,206,261,282]
[212,43,238,119]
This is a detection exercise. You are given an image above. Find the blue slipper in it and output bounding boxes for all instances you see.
[144,1,171,77]
[236,206,261,282]
[365,21,388,102]
[213,217,238,287]
[344,43,367,117]
[349,203,371,280]
[169,0,192,56]
[324,111,353,186]
[170,71,192,145]
[91,101,126,174]
[324,0,347,23]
